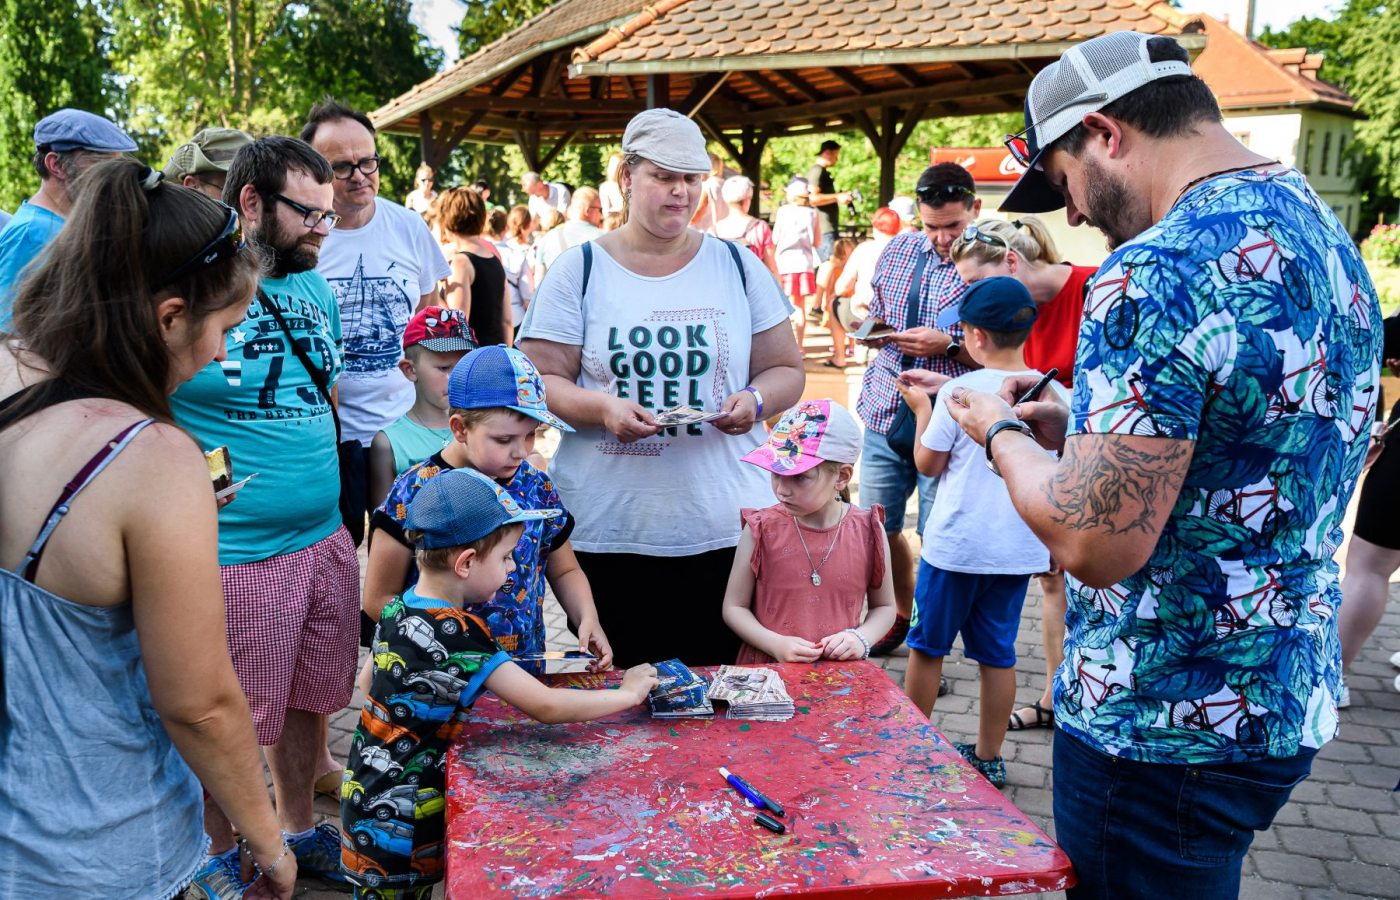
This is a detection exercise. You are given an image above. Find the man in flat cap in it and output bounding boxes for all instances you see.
[0,108,137,331]
[165,127,254,201]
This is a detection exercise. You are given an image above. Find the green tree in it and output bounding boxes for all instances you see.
[0,0,112,210]
[456,0,555,57]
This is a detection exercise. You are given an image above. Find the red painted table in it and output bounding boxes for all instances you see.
[445,661,1074,899]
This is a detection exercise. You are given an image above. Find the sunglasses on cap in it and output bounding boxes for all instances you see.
[1003,90,1110,167]
[916,184,975,203]
[157,204,246,288]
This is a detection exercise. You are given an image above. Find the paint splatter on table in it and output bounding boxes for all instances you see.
[446,661,1073,898]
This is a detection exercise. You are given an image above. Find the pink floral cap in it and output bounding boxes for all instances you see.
[741,399,862,476]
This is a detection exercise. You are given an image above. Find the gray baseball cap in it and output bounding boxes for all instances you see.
[621,109,711,175]
[1001,32,1194,214]
[34,108,138,153]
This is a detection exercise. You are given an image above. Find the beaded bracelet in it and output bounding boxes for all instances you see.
[844,627,871,660]
[237,836,290,879]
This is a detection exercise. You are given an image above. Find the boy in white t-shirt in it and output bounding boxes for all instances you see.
[893,276,1067,788]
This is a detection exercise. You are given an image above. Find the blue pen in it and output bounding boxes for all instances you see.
[718,766,765,810]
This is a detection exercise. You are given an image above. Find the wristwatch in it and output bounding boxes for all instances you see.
[946,340,962,360]
[984,418,1035,477]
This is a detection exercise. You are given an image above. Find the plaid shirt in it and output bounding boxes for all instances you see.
[856,231,971,433]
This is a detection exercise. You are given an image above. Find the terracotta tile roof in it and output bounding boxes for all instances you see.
[1191,14,1358,115]
[572,0,1201,69]
[372,0,652,128]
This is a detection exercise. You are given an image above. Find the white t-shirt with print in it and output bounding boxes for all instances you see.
[317,198,451,445]
[528,184,571,223]
[519,235,793,555]
[919,367,1068,575]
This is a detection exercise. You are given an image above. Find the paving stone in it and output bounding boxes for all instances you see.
[1276,825,1353,861]
[1252,850,1332,888]
[1376,814,1400,840]
[1287,778,1328,804]
[1335,723,1392,744]
[1249,826,1280,851]
[1239,874,1303,899]
[1307,759,1357,783]
[1349,834,1400,867]
[1326,783,1400,813]
[1316,740,1373,763]
[1346,763,1400,790]
[1326,861,1400,899]
[1307,805,1379,836]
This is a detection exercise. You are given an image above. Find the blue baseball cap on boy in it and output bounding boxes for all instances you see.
[405,469,560,549]
[936,276,1038,333]
[446,345,575,433]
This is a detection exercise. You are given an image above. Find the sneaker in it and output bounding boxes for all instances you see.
[870,614,910,656]
[1390,650,1400,669]
[1338,681,1351,709]
[953,741,1007,788]
[287,822,350,887]
[1393,673,1400,693]
[186,853,247,900]
[939,676,949,697]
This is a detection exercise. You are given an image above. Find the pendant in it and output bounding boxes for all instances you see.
[811,572,821,587]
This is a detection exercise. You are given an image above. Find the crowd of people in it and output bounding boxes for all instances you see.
[0,29,1394,900]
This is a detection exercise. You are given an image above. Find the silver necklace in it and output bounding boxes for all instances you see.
[794,502,848,586]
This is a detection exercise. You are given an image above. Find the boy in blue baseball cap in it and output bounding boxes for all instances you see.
[892,276,1069,788]
[362,345,614,677]
[341,468,658,897]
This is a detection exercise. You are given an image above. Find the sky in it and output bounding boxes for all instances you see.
[410,0,1339,68]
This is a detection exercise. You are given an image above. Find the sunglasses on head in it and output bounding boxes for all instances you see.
[1003,90,1110,167]
[157,204,246,288]
[958,223,1008,249]
[916,184,975,204]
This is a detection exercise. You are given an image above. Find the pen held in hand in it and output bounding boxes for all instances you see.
[1014,368,1059,406]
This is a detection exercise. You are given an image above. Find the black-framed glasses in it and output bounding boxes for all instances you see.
[916,184,975,204]
[269,192,341,229]
[157,204,245,288]
[1003,90,1109,166]
[958,224,1007,250]
[330,155,380,180]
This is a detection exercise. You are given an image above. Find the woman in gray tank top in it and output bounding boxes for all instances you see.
[0,160,296,899]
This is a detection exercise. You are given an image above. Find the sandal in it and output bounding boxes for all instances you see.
[1008,699,1054,731]
[822,360,847,370]
[313,768,342,799]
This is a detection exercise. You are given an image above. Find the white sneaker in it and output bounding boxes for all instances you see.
[1390,650,1400,669]
[1338,681,1351,708]
[1394,673,1400,693]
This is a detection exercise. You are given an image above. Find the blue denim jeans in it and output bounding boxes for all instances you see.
[858,427,937,535]
[1053,728,1314,900]
[817,228,836,263]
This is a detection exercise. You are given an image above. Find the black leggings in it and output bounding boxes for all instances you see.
[574,547,741,668]
[1354,399,1400,551]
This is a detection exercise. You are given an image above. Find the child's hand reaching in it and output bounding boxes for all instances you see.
[769,635,823,664]
[819,630,866,661]
[619,663,659,702]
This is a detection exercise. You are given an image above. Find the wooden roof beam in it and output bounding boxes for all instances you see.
[446,95,644,113]
[677,72,729,117]
[741,73,1030,126]
[889,64,923,88]
[741,69,794,108]
[771,69,821,104]
[830,67,871,96]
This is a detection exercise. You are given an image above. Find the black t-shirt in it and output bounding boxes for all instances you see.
[807,162,838,235]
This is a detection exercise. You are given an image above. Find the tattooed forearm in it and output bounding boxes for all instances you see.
[1042,435,1194,534]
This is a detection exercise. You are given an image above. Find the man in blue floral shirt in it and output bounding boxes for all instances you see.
[944,32,1381,900]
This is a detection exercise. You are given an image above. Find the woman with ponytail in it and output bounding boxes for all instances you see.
[0,159,296,899]
[949,216,1097,735]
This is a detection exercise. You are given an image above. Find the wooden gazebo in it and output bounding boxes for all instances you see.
[372,0,1204,202]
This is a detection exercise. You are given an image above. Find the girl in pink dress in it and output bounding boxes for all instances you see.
[722,400,897,664]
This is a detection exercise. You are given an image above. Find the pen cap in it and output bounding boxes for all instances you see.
[755,812,786,835]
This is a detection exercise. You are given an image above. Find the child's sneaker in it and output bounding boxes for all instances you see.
[953,741,1007,788]
[287,822,351,888]
[870,614,910,656]
[1338,681,1351,709]
[186,852,248,900]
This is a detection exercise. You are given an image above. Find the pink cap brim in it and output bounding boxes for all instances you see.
[739,446,825,476]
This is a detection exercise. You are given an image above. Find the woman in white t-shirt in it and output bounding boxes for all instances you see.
[519,109,804,667]
[496,205,536,326]
[772,177,819,353]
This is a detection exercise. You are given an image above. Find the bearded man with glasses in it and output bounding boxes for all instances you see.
[854,162,983,658]
[301,99,452,549]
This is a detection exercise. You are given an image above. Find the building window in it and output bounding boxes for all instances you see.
[1322,132,1332,175]
[1304,129,1315,174]
[1338,135,1349,178]
[1232,131,1251,148]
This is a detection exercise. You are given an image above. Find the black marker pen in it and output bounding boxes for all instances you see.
[1015,368,1059,406]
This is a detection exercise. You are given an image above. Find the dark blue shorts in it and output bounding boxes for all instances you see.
[908,562,1029,667]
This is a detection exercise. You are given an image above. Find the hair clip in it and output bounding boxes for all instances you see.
[138,166,165,192]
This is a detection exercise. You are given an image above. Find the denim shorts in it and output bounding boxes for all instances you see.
[858,427,937,535]
[1052,728,1314,900]
[908,562,1029,666]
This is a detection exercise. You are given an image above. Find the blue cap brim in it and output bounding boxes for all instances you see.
[509,405,576,433]
[999,147,1066,215]
[935,305,962,330]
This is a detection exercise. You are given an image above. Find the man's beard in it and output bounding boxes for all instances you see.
[256,212,320,276]
[1081,157,1148,251]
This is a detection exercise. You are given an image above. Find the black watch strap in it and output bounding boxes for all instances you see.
[985,418,1034,475]
[946,340,961,359]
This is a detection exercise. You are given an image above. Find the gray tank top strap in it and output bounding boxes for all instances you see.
[16,418,156,581]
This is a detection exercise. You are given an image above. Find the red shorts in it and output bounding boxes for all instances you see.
[221,527,360,744]
[781,272,816,297]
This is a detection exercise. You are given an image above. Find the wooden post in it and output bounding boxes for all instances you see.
[877,107,897,204]
[738,125,769,216]
[646,73,670,109]
[419,111,436,168]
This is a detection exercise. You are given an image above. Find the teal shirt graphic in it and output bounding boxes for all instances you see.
[170,271,345,564]
[1059,170,1383,765]
[0,201,65,331]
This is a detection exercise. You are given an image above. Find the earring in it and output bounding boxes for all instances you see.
[625,189,632,200]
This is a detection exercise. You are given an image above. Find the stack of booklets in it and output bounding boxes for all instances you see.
[706,666,795,721]
[648,659,714,718]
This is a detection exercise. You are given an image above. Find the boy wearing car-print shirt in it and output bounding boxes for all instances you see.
[341,469,657,897]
